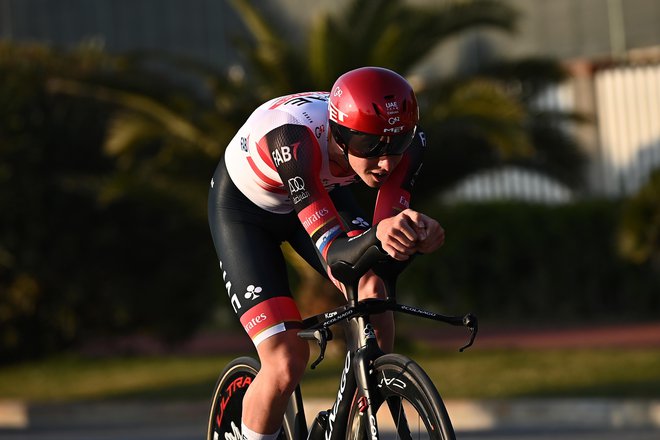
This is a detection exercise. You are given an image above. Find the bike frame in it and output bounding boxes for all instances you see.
[291,296,477,440]
[288,246,477,440]
[290,310,384,440]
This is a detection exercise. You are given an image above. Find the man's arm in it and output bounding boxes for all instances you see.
[372,128,426,224]
[372,129,445,259]
[263,123,348,259]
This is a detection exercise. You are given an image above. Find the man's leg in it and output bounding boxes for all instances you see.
[241,329,309,435]
[209,159,310,439]
[358,271,394,352]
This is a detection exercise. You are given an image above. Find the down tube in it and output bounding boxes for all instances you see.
[325,351,357,440]
[331,316,384,440]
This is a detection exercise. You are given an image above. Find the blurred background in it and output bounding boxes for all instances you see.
[0,0,659,390]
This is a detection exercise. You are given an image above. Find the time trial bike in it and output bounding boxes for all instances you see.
[207,245,478,440]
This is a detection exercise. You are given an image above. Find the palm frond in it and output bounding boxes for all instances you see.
[47,78,222,157]
[228,0,309,93]
[425,77,532,157]
[321,0,518,73]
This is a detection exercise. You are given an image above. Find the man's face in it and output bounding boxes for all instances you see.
[348,154,403,188]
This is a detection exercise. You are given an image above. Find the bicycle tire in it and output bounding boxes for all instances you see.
[346,353,456,440]
[207,356,296,440]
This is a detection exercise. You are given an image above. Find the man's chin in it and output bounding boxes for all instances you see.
[360,176,381,188]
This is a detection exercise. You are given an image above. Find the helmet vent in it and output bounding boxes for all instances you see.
[372,103,383,117]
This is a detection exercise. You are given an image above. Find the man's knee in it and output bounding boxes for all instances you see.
[257,330,310,395]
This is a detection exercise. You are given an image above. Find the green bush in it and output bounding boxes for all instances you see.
[0,43,219,362]
[398,201,660,323]
[618,169,660,266]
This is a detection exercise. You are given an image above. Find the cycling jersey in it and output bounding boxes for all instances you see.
[209,91,426,347]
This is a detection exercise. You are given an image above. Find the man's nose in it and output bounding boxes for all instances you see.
[377,156,397,171]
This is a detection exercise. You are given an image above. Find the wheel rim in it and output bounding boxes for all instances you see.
[210,369,255,440]
[377,395,438,440]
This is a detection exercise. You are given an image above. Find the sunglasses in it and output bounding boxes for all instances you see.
[329,121,416,158]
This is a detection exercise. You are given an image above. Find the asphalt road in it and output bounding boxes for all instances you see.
[2,398,659,439]
[2,426,659,440]
[3,322,658,439]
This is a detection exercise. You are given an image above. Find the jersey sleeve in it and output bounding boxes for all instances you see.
[372,127,427,224]
[263,124,347,260]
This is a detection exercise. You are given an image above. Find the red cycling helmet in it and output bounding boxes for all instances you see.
[328,66,419,158]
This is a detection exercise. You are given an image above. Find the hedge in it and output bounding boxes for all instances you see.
[397,200,660,324]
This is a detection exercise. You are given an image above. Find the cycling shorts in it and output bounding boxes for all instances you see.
[208,158,368,347]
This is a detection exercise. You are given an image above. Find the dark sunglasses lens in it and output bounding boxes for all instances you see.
[330,122,416,158]
[357,127,416,158]
[330,122,379,157]
[381,129,416,156]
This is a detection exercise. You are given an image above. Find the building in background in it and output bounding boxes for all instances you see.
[1,0,659,201]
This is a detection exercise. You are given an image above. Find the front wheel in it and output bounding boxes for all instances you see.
[207,356,297,440]
[347,353,456,440]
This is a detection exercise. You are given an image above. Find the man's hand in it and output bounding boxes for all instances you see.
[376,209,445,260]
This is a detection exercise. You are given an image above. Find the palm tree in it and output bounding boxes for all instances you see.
[49,0,587,321]
[229,0,517,88]
[223,0,587,314]
[229,0,586,194]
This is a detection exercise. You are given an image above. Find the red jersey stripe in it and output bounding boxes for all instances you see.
[256,137,277,171]
[246,155,286,192]
[239,296,302,341]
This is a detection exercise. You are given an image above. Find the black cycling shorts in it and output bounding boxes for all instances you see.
[208,158,367,347]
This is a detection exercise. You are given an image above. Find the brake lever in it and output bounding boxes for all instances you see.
[298,328,333,369]
[459,313,478,352]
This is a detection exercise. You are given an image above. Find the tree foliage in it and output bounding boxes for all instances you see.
[227,0,586,196]
[0,0,592,360]
[618,169,660,267]
[0,43,219,362]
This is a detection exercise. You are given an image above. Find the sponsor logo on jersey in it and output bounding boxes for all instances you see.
[301,111,313,124]
[244,285,262,301]
[271,146,292,166]
[301,207,330,231]
[243,313,267,333]
[239,297,302,344]
[351,217,370,228]
[268,92,328,109]
[293,192,310,204]
[220,260,241,312]
[288,176,310,204]
[288,176,306,193]
[418,130,427,147]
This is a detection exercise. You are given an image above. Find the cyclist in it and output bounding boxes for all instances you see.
[208,66,445,440]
